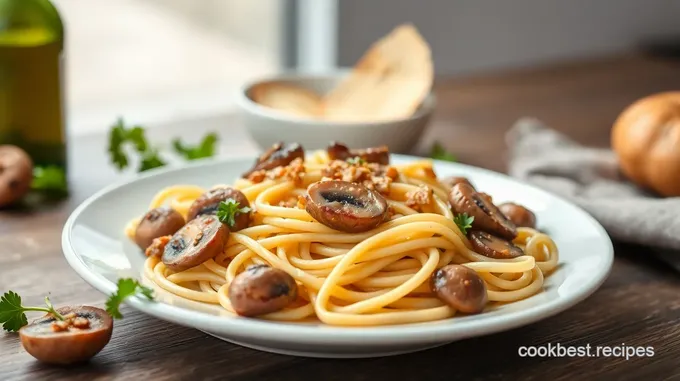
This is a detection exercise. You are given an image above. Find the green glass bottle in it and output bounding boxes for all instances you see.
[0,0,66,175]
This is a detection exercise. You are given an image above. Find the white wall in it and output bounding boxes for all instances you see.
[338,0,680,75]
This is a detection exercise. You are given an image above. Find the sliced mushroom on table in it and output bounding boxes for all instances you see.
[0,145,33,207]
[305,180,388,233]
[19,306,113,365]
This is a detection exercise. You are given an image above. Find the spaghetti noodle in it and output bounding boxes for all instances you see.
[126,148,559,326]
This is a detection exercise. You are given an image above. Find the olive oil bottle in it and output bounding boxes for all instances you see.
[0,0,66,173]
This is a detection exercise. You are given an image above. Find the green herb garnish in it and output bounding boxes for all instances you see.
[0,292,64,332]
[346,156,366,165]
[108,118,166,172]
[31,165,68,194]
[108,118,220,172]
[105,278,155,319]
[453,213,474,235]
[216,199,252,228]
[0,279,154,332]
[172,133,218,160]
[430,142,457,162]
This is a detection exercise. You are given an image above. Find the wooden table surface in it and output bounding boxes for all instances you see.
[2,55,680,381]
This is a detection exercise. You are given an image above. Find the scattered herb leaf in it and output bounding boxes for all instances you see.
[105,278,155,319]
[172,133,218,160]
[108,118,219,172]
[0,291,64,332]
[346,156,366,165]
[453,213,474,235]
[31,165,68,194]
[108,118,164,172]
[216,199,252,228]
[430,142,457,162]
[138,149,167,172]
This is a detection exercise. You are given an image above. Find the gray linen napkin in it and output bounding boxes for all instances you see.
[506,118,680,255]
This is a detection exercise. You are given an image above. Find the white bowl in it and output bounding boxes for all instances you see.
[236,71,435,153]
[63,154,613,358]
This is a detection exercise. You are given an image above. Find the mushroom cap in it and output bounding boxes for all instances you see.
[431,265,487,314]
[468,230,524,259]
[229,264,298,317]
[19,306,113,365]
[0,145,33,207]
[305,180,388,233]
[134,206,186,250]
[162,215,229,271]
[449,183,517,240]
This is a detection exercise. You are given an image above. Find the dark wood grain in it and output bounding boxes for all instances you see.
[2,54,680,381]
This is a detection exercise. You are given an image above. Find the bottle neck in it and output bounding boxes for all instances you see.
[0,0,63,47]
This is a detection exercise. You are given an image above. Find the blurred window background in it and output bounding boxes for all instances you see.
[54,0,287,134]
[53,0,680,134]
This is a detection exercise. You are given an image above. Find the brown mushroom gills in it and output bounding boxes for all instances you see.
[468,230,524,259]
[326,142,390,164]
[243,142,304,177]
[499,202,537,228]
[229,264,298,316]
[431,264,487,314]
[305,180,388,233]
[134,207,186,250]
[0,145,33,207]
[449,183,517,240]
[187,186,251,231]
[19,306,113,365]
[162,215,229,272]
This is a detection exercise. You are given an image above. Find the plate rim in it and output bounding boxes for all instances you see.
[62,154,614,346]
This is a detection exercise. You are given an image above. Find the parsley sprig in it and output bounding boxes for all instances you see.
[31,165,68,194]
[430,142,457,162]
[105,278,154,319]
[216,199,252,228]
[173,133,218,160]
[0,278,154,332]
[0,292,64,332]
[454,213,474,235]
[108,118,218,173]
[109,118,166,172]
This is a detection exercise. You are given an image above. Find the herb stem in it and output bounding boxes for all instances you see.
[20,307,65,321]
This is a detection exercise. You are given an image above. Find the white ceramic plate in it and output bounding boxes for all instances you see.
[62,155,613,358]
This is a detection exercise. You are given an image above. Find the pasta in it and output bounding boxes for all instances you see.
[126,147,559,327]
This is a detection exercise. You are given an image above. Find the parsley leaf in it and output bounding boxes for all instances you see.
[346,156,366,165]
[31,165,68,194]
[138,149,167,172]
[430,142,457,162]
[453,213,474,235]
[108,118,166,173]
[0,291,64,332]
[216,199,252,228]
[105,278,154,319]
[172,133,218,160]
[0,291,27,332]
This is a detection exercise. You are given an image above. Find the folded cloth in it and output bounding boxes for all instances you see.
[506,118,680,252]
